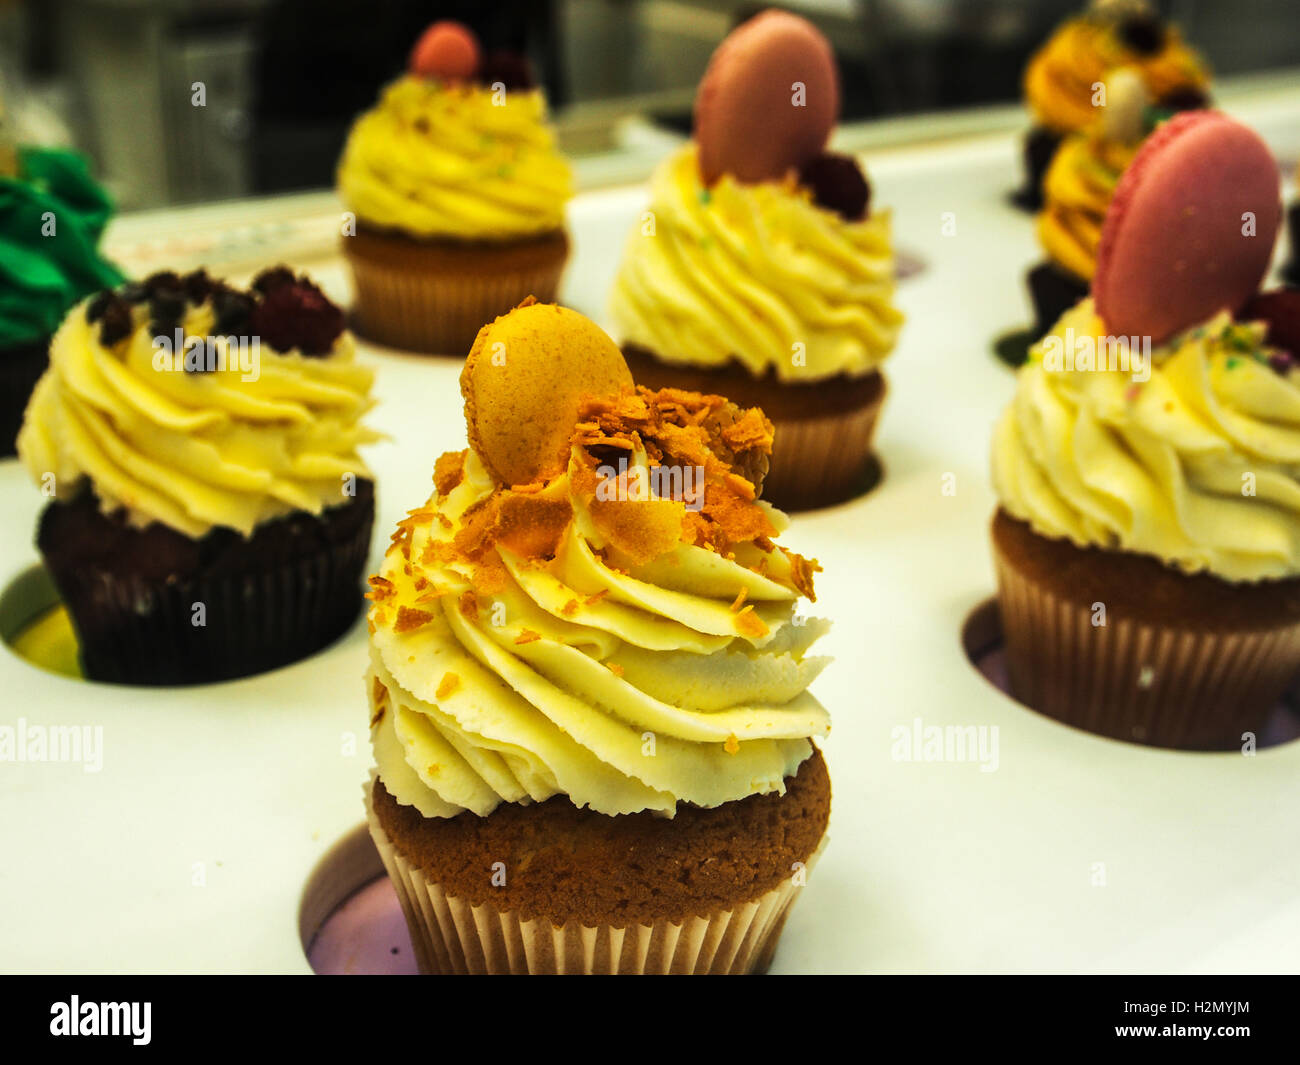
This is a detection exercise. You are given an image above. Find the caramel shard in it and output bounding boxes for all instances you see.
[435,672,460,700]
[560,599,580,618]
[730,586,749,612]
[783,548,822,602]
[724,733,740,755]
[366,575,395,601]
[433,449,467,497]
[514,629,542,645]
[607,661,625,678]
[395,606,434,633]
[458,591,479,620]
[735,605,769,638]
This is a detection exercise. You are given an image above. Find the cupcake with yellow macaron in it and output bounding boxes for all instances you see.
[337,20,573,355]
[1014,0,1210,210]
[364,298,832,974]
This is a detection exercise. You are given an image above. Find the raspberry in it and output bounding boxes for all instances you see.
[479,50,535,91]
[1241,290,1300,362]
[248,273,345,356]
[797,153,870,221]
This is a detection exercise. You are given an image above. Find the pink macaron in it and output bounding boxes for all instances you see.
[1093,110,1282,345]
[693,10,839,185]
[410,20,481,82]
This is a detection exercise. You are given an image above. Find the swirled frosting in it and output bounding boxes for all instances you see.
[0,147,123,348]
[1024,16,1209,134]
[993,299,1300,582]
[608,145,902,382]
[336,75,572,241]
[1037,129,1139,281]
[18,278,379,539]
[367,387,830,818]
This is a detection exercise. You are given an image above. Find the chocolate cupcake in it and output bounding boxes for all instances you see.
[0,146,123,455]
[337,21,572,355]
[364,300,832,974]
[17,267,380,685]
[609,11,902,511]
[991,113,1295,749]
[1014,0,1211,211]
[1283,165,1300,288]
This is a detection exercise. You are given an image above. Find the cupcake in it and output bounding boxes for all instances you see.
[1013,0,1210,211]
[991,110,1299,749]
[337,20,573,355]
[0,145,123,456]
[364,299,832,974]
[609,9,902,511]
[16,267,380,685]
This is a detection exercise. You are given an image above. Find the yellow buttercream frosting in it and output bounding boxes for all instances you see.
[337,75,572,241]
[1024,16,1208,135]
[608,145,902,383]
[18,296,379,539]
[368,424,830,820]
[1036,127,1139,281]
[993,299,1300,583]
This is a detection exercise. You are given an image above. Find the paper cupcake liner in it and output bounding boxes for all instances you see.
[364,778,819,975]
[993,538,1300,749]
[42,492,374,686]
[761,380,886,511]
[343,233,567,356]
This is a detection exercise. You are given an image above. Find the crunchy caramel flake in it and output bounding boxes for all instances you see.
[436,512,453,529]
[721,407,774,453]
[724,471,756,500]
[514,629,541,645]
[735,605,769,638]
[730,586,749,612]
[426,764,441,777]
[366,575,395,601]
[435,672,460,700]
[560,599,580,618]
[607,661,625,677]
[395,606,434,634]
[783,547,822,602]
[433,449,467,497]
[584,589,609,605]
[458,591,478,620]
[724,733,740,755]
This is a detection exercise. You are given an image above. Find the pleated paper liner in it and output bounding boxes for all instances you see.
[364,776,822,975]
[343,227,568,356]
[992,519,1300,750]
[37,482,375,686]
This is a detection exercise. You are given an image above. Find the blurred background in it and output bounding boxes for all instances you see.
[1,0,1298,210]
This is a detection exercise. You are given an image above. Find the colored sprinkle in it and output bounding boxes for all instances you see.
[698,188,712,206]
[1226,357,1240,370]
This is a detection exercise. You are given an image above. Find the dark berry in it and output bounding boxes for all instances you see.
[85,290,114,323]
[182,269,216,304]
[478,50,535,91]
[798,152,871,221]
[1240,290,1300,364]
[98,297,134,347]
[143,270,183,295]
[1119,14,1165,55]
[118,281,148,303]
[1157,86,1210,113]
[251,266,296,295]
[149,285,186,327]
[212,289,255,338]
[249,275,345,356]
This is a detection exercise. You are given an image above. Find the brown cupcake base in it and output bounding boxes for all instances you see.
[0,336,50,459]
[36,479,375,685]
[343,225,569,356]
[1011,125,1064,212]
[623,345,885,511]
[368,747,830,974]
[992,509,1300,749]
